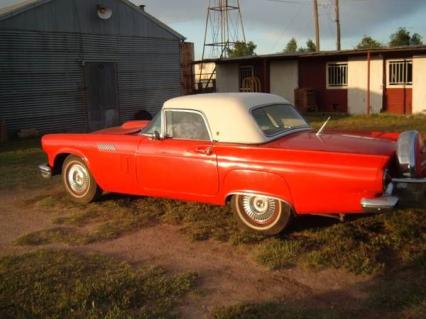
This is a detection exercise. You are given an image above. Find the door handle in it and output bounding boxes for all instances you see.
[194,146,213,155]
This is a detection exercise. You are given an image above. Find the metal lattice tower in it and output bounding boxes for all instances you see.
[201,0,246,59]
[196,0,246,92]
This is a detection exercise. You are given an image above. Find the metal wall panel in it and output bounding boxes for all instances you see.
[0,29,181,133]
[0,0,182,40]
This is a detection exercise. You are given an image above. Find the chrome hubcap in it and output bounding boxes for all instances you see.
[67,163,89,194]
[242,195,276,223]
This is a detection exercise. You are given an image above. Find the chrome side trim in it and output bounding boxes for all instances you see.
[361,196,399,211]
[392,177,426,184]
[97,143,116,152]
[397,130,419,177]
[38,163,52,179]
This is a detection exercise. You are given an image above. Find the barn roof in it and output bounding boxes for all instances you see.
[0,0,185,40]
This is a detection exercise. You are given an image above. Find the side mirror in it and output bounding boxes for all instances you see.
[152,130,161,140]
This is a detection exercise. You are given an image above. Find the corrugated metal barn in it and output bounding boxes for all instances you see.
[0,0,185,134]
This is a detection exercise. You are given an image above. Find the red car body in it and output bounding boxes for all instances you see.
[41,115,425,215]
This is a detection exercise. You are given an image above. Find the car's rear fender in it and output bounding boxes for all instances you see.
[222,169,294,209]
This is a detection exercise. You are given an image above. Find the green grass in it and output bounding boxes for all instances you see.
[20,191,425,276]
[214,303,344,319]
[0,138,54,190]
[254,209,426,275]
[0,250,197,319]
[15,227,84,246]
[214,256,426,319]
[18,192,263,246]
[307,113,426,138]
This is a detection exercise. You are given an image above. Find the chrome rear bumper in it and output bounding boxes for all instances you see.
[361,183,399,211]
[361,176,426,211]
[392,177,426,184]
[38,163,52,179]
[361,196,399,211]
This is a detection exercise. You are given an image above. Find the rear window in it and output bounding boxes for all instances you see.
[252,104,309,136]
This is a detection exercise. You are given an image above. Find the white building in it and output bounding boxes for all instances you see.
[215,46,426,114]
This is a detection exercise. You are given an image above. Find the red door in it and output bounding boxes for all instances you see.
[136,138,219,197]
[385,88,412,114]
[385,60,413,114]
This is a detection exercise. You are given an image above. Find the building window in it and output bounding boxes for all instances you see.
[327,62,348,88]
[239,65,254,91]
[239,65,262,92]
[389,60,412,86]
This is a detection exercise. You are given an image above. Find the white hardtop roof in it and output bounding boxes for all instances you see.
[163,93,293,144]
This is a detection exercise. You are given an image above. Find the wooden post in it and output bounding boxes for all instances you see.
[313,0,320,52]
[366,51,371,115]
[335,0,341,51]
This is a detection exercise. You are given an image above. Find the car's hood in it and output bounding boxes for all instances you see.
[265,131,396,156]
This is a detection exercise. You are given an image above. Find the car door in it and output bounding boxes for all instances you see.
[137,109,219,197]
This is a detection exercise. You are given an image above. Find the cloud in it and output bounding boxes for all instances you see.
[139,0,426,39]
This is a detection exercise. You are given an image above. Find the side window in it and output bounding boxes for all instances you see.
[142,112,161,135]
[166,111,210,141]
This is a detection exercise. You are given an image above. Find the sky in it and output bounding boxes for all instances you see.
[138,0,426,59]
[1,0,426,59]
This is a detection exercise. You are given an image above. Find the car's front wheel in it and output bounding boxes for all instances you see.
[231,194,292,235]
[62,155,101,203]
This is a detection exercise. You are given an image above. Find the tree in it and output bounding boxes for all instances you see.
[226,41,256,58]
[356,35,383,49]
[410,33,423,45]
[284,38,298,53]
[389,27,423,47]
[305,39,316,52]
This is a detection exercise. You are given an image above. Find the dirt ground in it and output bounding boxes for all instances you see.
[0,186,374,318]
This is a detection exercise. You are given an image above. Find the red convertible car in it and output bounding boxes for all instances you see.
[39,93,426,235]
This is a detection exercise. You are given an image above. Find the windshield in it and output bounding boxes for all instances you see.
[141,112,161,135]
[252,104,309,136]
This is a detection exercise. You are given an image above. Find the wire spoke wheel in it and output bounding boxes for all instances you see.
[241,195,278,225]
[232,194,292,235]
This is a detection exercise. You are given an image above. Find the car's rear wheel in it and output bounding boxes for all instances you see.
[62,155,101,203]
[231,194,292,235]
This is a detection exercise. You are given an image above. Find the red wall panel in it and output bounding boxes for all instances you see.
[385,88,412,114]
[298,59,348,112]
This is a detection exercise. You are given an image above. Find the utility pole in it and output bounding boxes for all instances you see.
[335,0,341,51]
[313,0,320,52]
